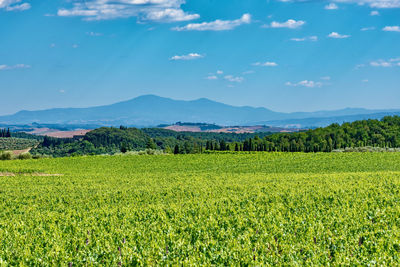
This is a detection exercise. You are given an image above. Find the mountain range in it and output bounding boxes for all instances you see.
[0,95,399,128]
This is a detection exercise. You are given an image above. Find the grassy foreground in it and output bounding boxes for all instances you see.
[1,153,400,265]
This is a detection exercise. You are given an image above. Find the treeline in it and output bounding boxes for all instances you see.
[207,116,400,152]
[29,116,400,157]
[0,128,11,138]
[31,126,274,157]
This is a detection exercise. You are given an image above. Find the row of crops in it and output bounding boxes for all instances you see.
[1,153,400,264]
[0,137,38,151]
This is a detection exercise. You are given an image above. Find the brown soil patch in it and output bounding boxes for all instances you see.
[11,148,32,156]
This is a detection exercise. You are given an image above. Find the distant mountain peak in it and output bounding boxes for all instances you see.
[0,95,399,128]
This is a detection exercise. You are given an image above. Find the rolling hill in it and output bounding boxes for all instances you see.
[0,95,399,128]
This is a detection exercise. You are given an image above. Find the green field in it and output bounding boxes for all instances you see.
[1,153,400,265]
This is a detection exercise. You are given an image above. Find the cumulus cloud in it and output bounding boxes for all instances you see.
[224,75,244,83]
[170,53,204,60]
[328,32,351,38]
[286,80,323,88]
[57,0,199,22]
[325,3,339,9]
[383,26,400,32]
[172,13,251,31]
[0,64,31,70]
[269,19,305,29]
[290,36,318,42]
[252,61,278,67]
[0,0,30,11]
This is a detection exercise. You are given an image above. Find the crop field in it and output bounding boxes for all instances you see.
[0,138,38,151]
[1,153,400,265]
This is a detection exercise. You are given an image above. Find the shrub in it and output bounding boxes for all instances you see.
[17,152,32,160]
[0,151,13,160]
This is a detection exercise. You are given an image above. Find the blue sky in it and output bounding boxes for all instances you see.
[0,0,399,115]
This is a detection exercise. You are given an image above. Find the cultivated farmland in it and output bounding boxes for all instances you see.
[1,153,400,265]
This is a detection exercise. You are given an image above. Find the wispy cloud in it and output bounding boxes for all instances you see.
[320,76,331,80]
[0,64,31,71]
[57,0,199,22]
[170,53,204,61]
[252,61,278,67]
[370,58,400,67]
[328,32,351,38]
[0,0,30,11]
[286,80,323,88]
[224,75,244,83]
[205,75,218,80]
[277,0,400,8]
[383,26,400,32]
[325,3,339,9]
[370,10,380,15]
[361,26,376,31]
[86,32,103,36]
[267,19,305,29]
[290,36,318,42]
[172,13,251,31]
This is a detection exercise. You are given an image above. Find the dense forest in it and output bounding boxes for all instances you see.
[10,116,400,157]
[208,116,400,152]
[30,127,273,157]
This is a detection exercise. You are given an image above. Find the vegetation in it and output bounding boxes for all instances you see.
[0,128,11,138]
[30,127,273,157]
[1,153,400,264]
[207,116,400,152]
[0,137,39,151]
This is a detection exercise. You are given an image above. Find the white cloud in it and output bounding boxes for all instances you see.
[325,3,339,9]
[86,32,103,36]
[242,70,255,74]
[370,10,380,15]
[145,8,199,22]
[57,0,199,22]
[370,58,400,67]
[383,26,400,32]
[59,89,65,93]
[328,32,351,38]
[320,76,331,80]
[205,75,218,80]
[361,26,376,31]
[224,75,243,83]
[362,79,369,82]
[216,70,223,75]
[286,80,323,88]
[0,64,31,71]
[170,53,204,60]
[0,0,30,11]
[269,19,305,29]
[290,36,318,42]
[278,0,400,8]
[172,13,251,31]
[252,61,278,67]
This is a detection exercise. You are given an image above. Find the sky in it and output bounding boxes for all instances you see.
[0,0,399,115]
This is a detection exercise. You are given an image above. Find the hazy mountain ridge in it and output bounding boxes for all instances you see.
[1,95,399,128]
